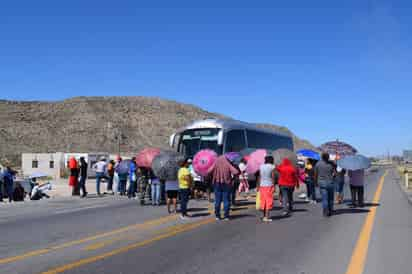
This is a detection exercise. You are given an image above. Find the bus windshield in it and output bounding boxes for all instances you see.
[178,128,222,158]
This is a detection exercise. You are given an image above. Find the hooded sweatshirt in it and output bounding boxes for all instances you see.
[207,156,239,184]
[276,159,298,187]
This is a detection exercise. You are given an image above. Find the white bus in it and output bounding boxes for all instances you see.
[169,118,294,158]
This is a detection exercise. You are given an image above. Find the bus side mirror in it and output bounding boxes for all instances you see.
[169,134,176,147]
[217,130,223,146]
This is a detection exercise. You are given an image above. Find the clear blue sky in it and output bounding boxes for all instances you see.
[1,1,411,156]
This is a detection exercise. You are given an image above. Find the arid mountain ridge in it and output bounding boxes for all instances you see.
[0,96,315,166]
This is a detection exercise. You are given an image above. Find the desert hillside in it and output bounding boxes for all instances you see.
[0,97,315,166]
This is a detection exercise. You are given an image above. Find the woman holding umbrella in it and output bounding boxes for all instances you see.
[337,154,370,208]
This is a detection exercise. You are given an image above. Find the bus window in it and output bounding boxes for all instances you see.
[225,130,246,152]
[246,130,261,149]
[178,128,222,158]
[246,130,293,151]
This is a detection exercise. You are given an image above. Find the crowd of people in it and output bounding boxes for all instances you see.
[66,151,367,222]
[1,152,367,223]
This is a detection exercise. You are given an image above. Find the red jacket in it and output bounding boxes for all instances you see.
[276,159,298,187]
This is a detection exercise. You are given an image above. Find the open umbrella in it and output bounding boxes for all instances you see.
[136,148,161,169]
[320,140,357,157]
[272,148,297,166]
[246,149,271,174]
[296,149,320,161]
[224,152,242,165]
[337,155,371,171]
[152,151,184,181]
[193,149,218,177]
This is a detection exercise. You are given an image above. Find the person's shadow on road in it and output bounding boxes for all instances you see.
[333,208,370,215]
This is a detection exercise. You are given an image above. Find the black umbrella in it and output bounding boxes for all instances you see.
[152,151,184,181]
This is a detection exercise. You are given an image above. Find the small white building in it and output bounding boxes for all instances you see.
[22,152,110,179]
[21,152,65,179]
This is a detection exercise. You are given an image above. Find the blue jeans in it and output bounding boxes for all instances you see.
[214,183,232,219]
[335,179,345,195]
[0,181,3,201]
[128,180,137,198]
[151,183,161,205]
[320,183,335,212]
[305,178,316,201]
[179,189,190,216]
[5,182,13,202]
[95,172,104,195]
[119,179,127,195]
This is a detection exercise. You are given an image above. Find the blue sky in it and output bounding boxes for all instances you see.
[1,0,411,156]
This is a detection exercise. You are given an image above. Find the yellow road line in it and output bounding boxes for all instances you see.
[0,214,178,265]
[345,171,387,274]
[42,218,215,274]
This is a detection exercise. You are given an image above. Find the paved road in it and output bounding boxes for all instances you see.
[0,167,410,274]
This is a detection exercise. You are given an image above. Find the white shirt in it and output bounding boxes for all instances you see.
[239,163,248,180]
[93,161,107,173]
[259,164,275,187]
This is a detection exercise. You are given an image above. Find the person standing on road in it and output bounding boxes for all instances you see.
[151,175,162,206]
[165,178,179,214]
[277,158,299,217]
[304,159,317,203]
[106,160,115,195]
[114,156,122,194]
[207,155,239,221]
[335,167,346,204]
[2,166,15,203]
[178,159,193,220]
[128,158,137,199]
[93,158,107,196]
[257,156,276,222]
[115,159,128,196]
[238,159,250,199]
[0,167,4,202]
[68,157,80,196]
[314,153,336,217]
[79,157,88,198]
[348,169,365,208]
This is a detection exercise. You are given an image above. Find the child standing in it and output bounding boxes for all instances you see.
[238,159,249,198]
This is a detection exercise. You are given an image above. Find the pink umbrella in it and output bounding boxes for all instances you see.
[246,149,269,175]
[193,149,218,177]
[136,148,161,168]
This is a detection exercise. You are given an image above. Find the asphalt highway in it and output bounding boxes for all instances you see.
[0,167,410,274]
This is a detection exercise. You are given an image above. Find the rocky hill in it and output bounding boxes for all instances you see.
[0,97,315,166]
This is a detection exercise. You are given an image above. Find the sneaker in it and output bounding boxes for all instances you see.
[215,217,221,221]
[298,193,307,199]
[180,215,186,220]
[263,217,273,222]
[223,217,230,221]
[281,211,289,217]
[305,198,310,202]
